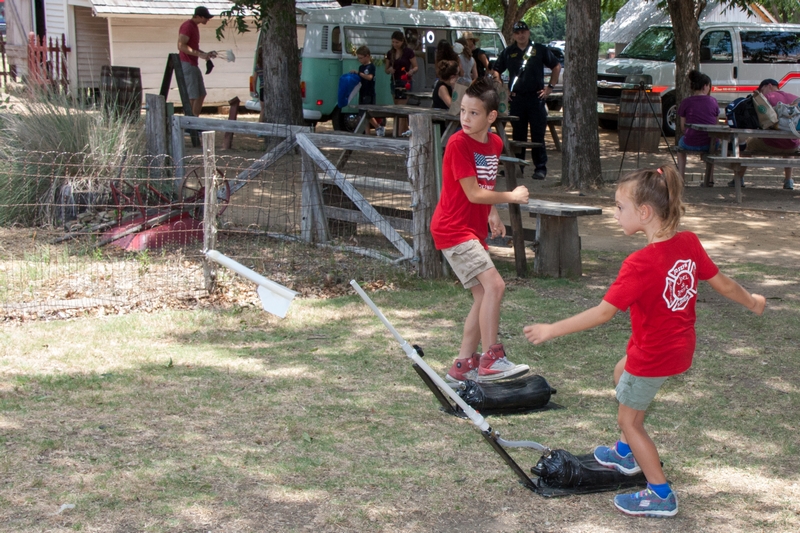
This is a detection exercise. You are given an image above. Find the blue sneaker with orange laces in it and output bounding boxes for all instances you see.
[614,487,678,517]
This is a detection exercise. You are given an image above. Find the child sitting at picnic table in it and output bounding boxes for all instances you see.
[676,70,719,182]
[431,77,531,384]
[432,60,459,110]
[523,165,766,517]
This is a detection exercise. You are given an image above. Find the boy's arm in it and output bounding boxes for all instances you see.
[706,272,766,315]
[460,176,528,205]
[524,300,619,345]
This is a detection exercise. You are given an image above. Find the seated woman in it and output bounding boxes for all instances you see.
[432,60,459,110]
[677,70,720,182]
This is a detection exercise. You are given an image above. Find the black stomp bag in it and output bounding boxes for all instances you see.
[530,449,648,497]
[456,374,556,415]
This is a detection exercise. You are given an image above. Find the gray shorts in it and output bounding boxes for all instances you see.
[442,239,494,289]
[615,370,667,411]
[181,62,206,100]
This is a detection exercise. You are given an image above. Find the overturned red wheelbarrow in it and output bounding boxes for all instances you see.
[100,167,231,252]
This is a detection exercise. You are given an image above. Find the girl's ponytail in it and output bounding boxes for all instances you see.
[618,166,685,237]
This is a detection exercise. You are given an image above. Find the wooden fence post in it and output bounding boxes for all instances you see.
[171,115,185,191]
[407,113,442,278]
[145,94,168,181]
[202,131,218,292]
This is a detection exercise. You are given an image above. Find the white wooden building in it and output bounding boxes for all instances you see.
[4,0,338,107]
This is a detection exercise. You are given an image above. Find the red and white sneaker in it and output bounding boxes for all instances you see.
[477,344,529,382]
[446,354,480,383]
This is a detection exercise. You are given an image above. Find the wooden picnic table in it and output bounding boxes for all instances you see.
[687,123,800,203]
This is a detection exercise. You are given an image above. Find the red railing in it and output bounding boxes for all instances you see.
[27,32,70,92]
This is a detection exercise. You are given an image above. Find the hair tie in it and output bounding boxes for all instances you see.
[656,168,663,175]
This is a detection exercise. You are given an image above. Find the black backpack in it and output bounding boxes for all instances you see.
[726,95,760,129]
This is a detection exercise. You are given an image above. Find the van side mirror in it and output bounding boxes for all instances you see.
[700,47,712,61]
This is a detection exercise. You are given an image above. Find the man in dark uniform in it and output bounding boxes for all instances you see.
[493,21,561,180]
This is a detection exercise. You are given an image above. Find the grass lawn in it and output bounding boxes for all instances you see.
[0,251,798,532]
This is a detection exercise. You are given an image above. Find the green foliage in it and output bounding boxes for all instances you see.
[0,91,145,227]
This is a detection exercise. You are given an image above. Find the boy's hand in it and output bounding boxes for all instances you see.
[488,210,505,239]
[510,185,529,205]
[350,69,357,75]
[523,323,553,345]
[749,293,766,315]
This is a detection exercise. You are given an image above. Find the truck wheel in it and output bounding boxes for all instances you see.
[661,94,677,137]
[332,108,359,132]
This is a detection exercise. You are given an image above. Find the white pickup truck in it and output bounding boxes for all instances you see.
[596,22,800,135]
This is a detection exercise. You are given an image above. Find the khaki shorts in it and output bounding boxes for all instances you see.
[615,370,667,411]
[442,239,494,289]
[181,62,207,100]
[745,137,800,155]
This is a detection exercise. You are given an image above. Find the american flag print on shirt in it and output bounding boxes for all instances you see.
[474,152,499,190]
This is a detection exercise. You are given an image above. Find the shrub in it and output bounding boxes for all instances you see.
[0,91,145,227]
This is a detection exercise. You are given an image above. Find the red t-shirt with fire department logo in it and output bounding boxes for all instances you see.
[603,232,719,378]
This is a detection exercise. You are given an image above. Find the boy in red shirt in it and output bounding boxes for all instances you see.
[431,78,531,383]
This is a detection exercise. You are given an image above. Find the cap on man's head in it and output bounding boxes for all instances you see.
[759,78,779,90]
[194,6,213,19]
[513,21,529,32]
[462,31,476,42]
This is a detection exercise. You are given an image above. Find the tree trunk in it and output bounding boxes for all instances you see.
[499,0,541,43]
[667,0,701,138]
[562,0,602,189]
[259,0,304,126]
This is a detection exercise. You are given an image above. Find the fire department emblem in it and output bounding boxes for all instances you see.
[663,259,697,312]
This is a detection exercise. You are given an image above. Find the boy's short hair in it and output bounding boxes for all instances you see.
[465,77,499,113]
[356,45,371,57]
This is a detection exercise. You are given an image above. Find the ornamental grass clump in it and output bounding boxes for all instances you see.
[0,91,145,227]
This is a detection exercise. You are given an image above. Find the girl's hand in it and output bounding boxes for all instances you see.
[523,323,553,345]
[749,293,766,315]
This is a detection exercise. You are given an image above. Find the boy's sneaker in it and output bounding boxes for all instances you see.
[446,354,480,383]
[477,344,529,382]
[594,444,642,475]
[614,488,678,518]
[375,126,386,137]
[784,178,794,190]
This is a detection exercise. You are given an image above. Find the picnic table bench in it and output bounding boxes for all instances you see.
[498,199,603,278]
[689,123,800,202]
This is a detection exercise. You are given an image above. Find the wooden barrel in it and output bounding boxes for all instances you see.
[618,89,661,152]
[101,66,142,120]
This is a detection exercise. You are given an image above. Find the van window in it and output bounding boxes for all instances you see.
[741,31,800,63]
[344,27,396,57]
[618,26,676,61]
[332,26,342,53]
[700,31,733,63]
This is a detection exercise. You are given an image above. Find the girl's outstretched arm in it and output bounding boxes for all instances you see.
[707,272,766,315]
[524,300,619,345]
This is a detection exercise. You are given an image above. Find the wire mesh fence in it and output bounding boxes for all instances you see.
[0,137,433,320]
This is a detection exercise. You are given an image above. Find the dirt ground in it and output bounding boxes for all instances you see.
[499,127,800,270]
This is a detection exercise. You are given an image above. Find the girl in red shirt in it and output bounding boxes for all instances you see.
[523,166,765,517]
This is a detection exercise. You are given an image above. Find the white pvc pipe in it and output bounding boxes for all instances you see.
[206,250,297,302]
[349,280,490,433]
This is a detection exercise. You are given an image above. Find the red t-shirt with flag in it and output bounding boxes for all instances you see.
[431,130,503,250]
[603,232,719,378]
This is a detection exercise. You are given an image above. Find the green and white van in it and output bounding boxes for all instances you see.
[245,5,505,130]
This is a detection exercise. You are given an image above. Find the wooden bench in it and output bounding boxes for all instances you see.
[317,173,413,235]
[547,114,562,151]
[701,154,800,202]
[498,199,602,278]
